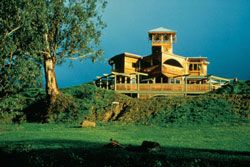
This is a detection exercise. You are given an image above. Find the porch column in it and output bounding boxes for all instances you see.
[209,76,212,91]
[114,74,117,91]
[100,78,102,88]
[185,76,187,96]
[125,77,127,91]
[106,76,109,90]
[137,73,140,98]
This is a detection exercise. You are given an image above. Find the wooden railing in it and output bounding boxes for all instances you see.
[115,83,210,94]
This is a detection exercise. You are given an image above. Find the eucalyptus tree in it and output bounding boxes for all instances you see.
[0,0,42,97]
[0,0,107,103]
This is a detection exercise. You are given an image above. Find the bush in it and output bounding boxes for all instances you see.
[215,80,250,94]
[167,96,237,125]
[46,94,79,123]
[0,84,249,125]
[0,92,41,124]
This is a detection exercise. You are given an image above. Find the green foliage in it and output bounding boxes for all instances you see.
[163,96,237,125]
[215,80,250,94]
[0,0,107,61]
[0,89,44,123]
[0,0,107,101]
[63,84,123,121]
[46,94,79,123]
[0,0,43,97]
[0,84,249,125]
[0,57,42,97]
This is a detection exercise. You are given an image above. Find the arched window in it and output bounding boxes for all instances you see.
[164,59,183,68]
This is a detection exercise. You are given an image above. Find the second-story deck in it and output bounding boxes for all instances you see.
[115,83,210,98]
[94,72,228,99]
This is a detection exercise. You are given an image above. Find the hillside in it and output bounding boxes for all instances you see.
[0,81,249,166]
[0,80,249,125]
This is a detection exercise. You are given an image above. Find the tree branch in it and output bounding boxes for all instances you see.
[67,52,95,60]
[5,26,21,37]
[67,55,87,60]
[36,51,50,55]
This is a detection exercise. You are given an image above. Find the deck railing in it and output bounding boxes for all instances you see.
[115,83,210,94]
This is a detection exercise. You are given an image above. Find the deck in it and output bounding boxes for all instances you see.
[114,83,211,98]
[94,72,231,99]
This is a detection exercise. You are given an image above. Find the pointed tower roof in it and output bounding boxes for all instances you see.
[149,27,176,33]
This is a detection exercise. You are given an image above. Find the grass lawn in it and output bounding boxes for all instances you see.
[0,123,250,166]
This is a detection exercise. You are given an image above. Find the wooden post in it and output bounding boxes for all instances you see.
[130,76,132,96]
[137,73,140,98]
[185,76,187,96]
[106,76,109,90]
[100,78,102,88]
[161,77,163,91]
[209,76,212,91]
[125,77,127,91]
[114,74,117,91]
[119,76,122,83]
[181,77,185,94]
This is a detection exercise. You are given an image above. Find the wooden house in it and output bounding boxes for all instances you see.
[96,27,231,98]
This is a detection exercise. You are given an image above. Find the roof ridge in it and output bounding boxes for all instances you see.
[149,27,176,33]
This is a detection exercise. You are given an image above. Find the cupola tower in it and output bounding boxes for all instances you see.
[148,27,176,54]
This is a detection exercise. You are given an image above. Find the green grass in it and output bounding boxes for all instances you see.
[0,123,250,166]
[0,123,249,151]
[0,81,249,166]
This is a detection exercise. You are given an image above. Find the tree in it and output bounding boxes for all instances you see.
[0,0,107,103]
[0,0,42,97]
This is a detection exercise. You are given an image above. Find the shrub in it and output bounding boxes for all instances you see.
[46,94,79,123]
[0,94,32,123]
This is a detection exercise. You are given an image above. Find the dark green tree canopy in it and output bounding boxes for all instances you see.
[1,0,106,61]
[0,0,107,99]
[0,0,43,97]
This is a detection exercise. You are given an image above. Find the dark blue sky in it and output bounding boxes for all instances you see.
[56,0,250,88]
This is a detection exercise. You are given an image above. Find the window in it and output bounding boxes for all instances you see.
[132,63,137,68]
[194,64,197,70]
[165,59,183,68]
[189,63,201,71]
[163,34,169,41]
[154,34,161,42]
[112,63,116,70]
[189,64,193,70]
[198,64,201,70]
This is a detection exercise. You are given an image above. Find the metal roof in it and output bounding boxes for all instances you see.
[187,57,208,60]
[108,52,142,64]
[149,27,176,33]
[124,52,142,59]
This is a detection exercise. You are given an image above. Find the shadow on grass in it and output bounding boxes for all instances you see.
[0,139,250,167]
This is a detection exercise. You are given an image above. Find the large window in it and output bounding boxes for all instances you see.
[164,59,183,68]
[189,63,202,71]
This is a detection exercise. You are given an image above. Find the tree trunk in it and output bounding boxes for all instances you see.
[43,33,60,103]
[44,55,60,103]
